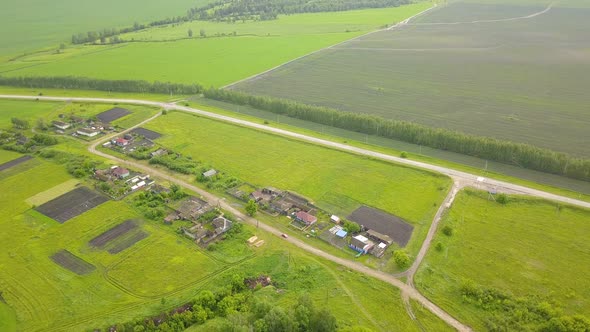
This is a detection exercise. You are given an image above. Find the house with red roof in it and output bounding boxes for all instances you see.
[294,211,317,226]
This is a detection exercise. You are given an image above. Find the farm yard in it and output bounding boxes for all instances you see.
[142,111,452,261]
[415,189,590,331]
[0,3,431,87]
[233,0,590,157]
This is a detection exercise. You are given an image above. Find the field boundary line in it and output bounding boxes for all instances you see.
[409,2,553,26]
[221,3,437,89]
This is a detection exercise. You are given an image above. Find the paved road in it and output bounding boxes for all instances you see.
[2,94,588,211]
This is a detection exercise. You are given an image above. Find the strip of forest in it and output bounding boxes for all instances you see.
[69,0,410,44]
[1,75,587,182]
[0,76,203,95]
[204,88,590,182]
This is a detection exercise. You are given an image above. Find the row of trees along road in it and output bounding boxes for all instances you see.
[1,74,587,182]
[203,88,590,182]
[0,76,203,95]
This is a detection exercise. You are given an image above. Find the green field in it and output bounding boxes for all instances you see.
[1,3,432,87]
[0,0,211,56]
[233,0,590,157]
[415,189,590,330]
[0,151,449,331]
[143,111,451,261]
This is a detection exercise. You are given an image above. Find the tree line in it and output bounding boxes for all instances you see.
[188,0,411,22]
[0,76,203,95]
[203,88,590,182]
[100,275,340,332]
[69,0,409,44]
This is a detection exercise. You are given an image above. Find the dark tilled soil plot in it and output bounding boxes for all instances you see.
[89,220,138,248]
[0,155,33,171]
[131,127,162,140]
[50,250,95,275]
[348,206,414,247]
[96,107,131,122]
[108,231,149,254]
[36,187,108,223]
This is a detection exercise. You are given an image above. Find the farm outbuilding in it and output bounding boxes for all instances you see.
[203,169,217,178]
[52,121,70,130]
[76,128,99,137]
[335,229,348,238]
[349,235,374,254]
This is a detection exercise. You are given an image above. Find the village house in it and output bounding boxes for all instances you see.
[52,121,71,130]
[111,166,130,179]
[330,215,341,224]
[349,235,374,254]
[294,211,317,226]
[176,196,211,221]
[113,137,130,147]
[76,128,99,137]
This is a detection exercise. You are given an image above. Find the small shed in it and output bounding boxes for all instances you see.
[203,169,217,178]
[330,215,341,224]
[335,229,348,238]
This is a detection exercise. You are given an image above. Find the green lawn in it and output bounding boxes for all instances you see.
[144,111,451,261]
[0,0,212,56]
[1,3,432,87]
[415,189,590,330]
[0,149,23,164]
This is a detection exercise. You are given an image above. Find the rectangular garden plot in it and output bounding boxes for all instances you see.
[108,231,149,254]
[130,127,161,140]
[50,250,95,275]
[0,155,32,171]
[348,206,414,247]
[96,107,131,122]
[89,220,149,254]
[89,220,138,247]
[36,187,108,223]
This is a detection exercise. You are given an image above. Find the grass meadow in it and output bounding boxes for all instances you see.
[0,0,211,57]
[234,0,590,157]
[415,189,590,330]
[1,3,431,87]
[143,111,452,261]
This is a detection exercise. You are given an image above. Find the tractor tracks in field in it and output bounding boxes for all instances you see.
[408,2,553,26]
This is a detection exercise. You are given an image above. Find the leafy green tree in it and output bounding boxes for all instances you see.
[264,307,295,332]
[497,193,509,205]
[245,199,257,216]
[343,220,361,234]
[188,28,193,37]
[200,29,206,37]
[11,117,30,129]
[310,308,337,332]
[393,250,410,269]
[442,225,453,236]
